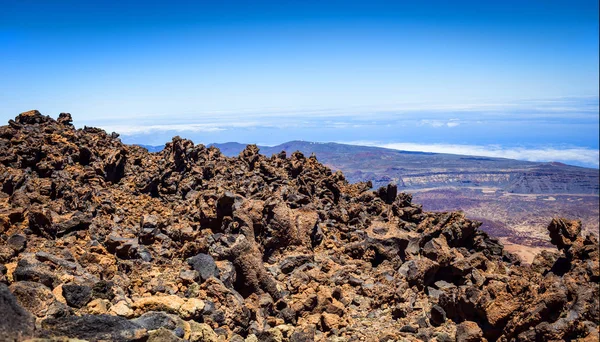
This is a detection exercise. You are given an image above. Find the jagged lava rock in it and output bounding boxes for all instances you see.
[0,110,597,341]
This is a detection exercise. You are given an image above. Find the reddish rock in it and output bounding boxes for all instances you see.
[0,111,596,341]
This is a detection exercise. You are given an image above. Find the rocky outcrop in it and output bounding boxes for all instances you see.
[0,111,598,341]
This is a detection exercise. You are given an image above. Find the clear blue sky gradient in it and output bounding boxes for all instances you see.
[1,1,599,166]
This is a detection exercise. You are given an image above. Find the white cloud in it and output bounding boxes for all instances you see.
[418,119,461,128]
[100,124,227,135]
[346,142,600,168]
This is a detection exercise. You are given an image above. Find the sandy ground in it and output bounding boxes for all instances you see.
[500,237,556,264]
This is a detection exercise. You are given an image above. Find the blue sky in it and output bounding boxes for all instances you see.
[1,1,599,167]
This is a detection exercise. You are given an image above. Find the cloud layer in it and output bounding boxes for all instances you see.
[77,96,598,168]
[351,142,600,168]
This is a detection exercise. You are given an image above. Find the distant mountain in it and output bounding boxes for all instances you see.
[201,141,599,195]
[135,144,165,153]
[138,140,599,195]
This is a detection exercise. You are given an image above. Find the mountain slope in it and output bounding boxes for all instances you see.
[208,141,600,195]
[1,111,598,341]
[136,142,600,251]
[205,141,599,250]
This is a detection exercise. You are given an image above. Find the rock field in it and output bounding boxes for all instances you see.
[0,111,598,341]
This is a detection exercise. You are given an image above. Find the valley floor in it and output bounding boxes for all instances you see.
[411,187,599,263]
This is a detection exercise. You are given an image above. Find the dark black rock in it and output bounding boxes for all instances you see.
[216,191,242,218]
[13,257,58,288]
[392,305,409,319]
[0,283,35,341]
[173,327,185,338]
[57,113,73,126]
[278,306,297,324]
[28,209,55,238]
[187,253,218,282]
[7,234,27,252]
[310,223,324,247]
[106,236,139,259]
[62,284,92,308]
[35,251,78,270]
[416,330,433,341]
[0,264,6,283]
[104,149,127,183]
[257,329,286,342]
[417,315,430,328]
[131,311,177,331]
[429,305,446,326]
[92,280,115,300]
[139,214,161,245]
[15,110,49,124]
[207,308,226,326]
[41,314,147,342]
[347,275,364,287]
[280,254,313,274]
[54,212,92,237]
[377,183,398,204]
[400,325,418,333]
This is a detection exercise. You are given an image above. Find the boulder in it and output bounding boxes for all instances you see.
[12,256,58,288]
[62,284,92,308]
[189,321,219,342]
[456,321,484,342]
[132,295,186,314]
[0,283,35,341]
[429,305,446,326]
[398,258,439,289]
[41,314,147,342]
[7,234,27,252]
[9,281,55,318]
[547,218,581,251]
[187,253,218,282]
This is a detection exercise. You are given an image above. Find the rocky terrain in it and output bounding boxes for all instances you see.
[1,111,599,341]
[204,141,599,195]
[199,141,600,258]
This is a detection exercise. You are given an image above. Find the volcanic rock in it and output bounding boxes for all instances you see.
[187,252,218,282]
[456,320,485,342]
[0,283,35,341]
[41,314,148,341]
[62,283,92,308]
[0,111,597,341]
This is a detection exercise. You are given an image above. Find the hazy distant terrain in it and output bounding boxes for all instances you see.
[205,141,599,194]
[139,141,599,261]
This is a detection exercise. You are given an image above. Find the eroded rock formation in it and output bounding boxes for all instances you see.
[0,110,598,341]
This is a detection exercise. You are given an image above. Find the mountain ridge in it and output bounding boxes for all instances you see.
[137,141,599,195]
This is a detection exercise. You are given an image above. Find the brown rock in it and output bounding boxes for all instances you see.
[133,295,185,314]
[456,321,485,342]
[9,281,55,318]
[189,321,218,342]
[0,113,596,342]
[321,312,342,331]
